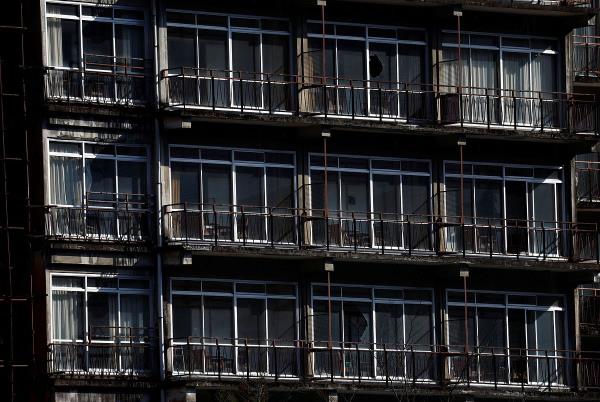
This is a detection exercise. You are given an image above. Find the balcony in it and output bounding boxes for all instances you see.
[576,161,600,205]
[166,338,600,391]
[45,55,151,106]
[48,327,155,378]
[579,288,600,336]
[161,68,599,137]
[573,35,600,80]
[163,203,600,264]
[44,193,152,243]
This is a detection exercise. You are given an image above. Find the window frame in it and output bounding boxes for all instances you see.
[49,272,152,344]
[47,139,150,208]
[45,0,147,71]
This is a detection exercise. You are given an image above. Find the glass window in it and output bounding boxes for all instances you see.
[167,27,196,69]
[171,162,200,205]
[204,296,234,339]
[52,290,84,340]
[375,303,403,344]
[47,18,80,68]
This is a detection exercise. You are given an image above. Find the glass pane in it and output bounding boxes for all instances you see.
[447,306,476,351]
[343,301,371,344]
[82,21,113,64]
[198,29,228,70]
[263,35,290,75]
[267,298,295,341]
[536,310,555,352]
[266,167,294,209]
[375,303,403,345]
[398,45,424,85]
[373,174,400,214]
[117,161,146,196]
[369,42,397,82]
[313,300,342,344]
[171,162,199,205]
[47,18,80,68]
[50,156,83,205]
[340,172,369,215]
[204,296,233,340]
[87,292,117,339]
[232,32,260,73]
[236,166,265,208]
[475,179,503,219]
[202,164,231,207]
[167,27,196,69]
[115,25,144,62]
[337,40,366,81]
[52,290,84,340]
[172,295,202,339]
[311,170,339,214]
[402,175,430,217]
[85,158,116,200]
[404,304,432,349]
[477,308,506,348]
[237,298,266,341]
[120,294,149,338]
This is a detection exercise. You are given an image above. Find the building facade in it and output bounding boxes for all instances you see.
[4,0,600,401]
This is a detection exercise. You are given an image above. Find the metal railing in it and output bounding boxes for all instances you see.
[573,35,600,79]
[43,192,151,243]
[163,203,600,263]
[161,68,599,135]
[48,327,154,377]
[576,160,600,203]
[45,54,151,105]
[166,338,600,391]
[578,288,600,335]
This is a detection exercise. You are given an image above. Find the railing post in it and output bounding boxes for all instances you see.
[269,207,275,247]
[245,339,250,381]
[183,202,189,245]
[213,204,218,247]
[329,345,334,383]
[380,213,385,255]
[492,348,498,390]
[407,219,412,256]
[240,75,244,113]
[323,82,328,118]
[405,83,410,122]
[216,339,221,380]
[356,343,361,383]
[383,344,389,386]
[210,70,216,111]
[272,340,278,381]
[462,221,467,258]
[489,218,493,258]
[539,92,544,133]
[241,205,246,247]
[326,214,330,251]
[486,91,491,130]
[351,80,355,119]
[352,212,357,252]
[513,90,518,130]
[294,76,300,116]
[411,345,416,388]
[542,222,547,260]
[267,73,272,114]
[546,350,552,391]
[187,336,191,379]
[379,83,383,121]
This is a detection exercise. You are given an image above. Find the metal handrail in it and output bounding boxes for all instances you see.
[162,202,600,263]
[161,67,599,135]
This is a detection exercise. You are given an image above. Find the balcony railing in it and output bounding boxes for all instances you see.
[576,161,600,204]
[48,327,154,377]
[44,192,151,243]
[162,68,599,136]
[45,54,151,106]
[163,203,600,263]
[166,338,600,391]
[578,288,600,335]
[574,35,600,79]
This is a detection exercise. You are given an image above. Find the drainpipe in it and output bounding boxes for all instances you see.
[151,0,166,399]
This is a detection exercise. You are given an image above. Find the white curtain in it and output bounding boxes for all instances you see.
[52,290,83,341]
[470,50,497,122]
[47,18,63,67]
[398,45,424,86]
[50,156,83,206]
[502,52,530,125]
[120,294,149,339]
